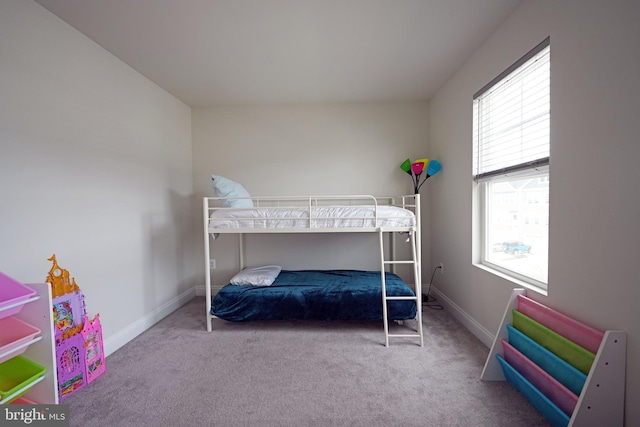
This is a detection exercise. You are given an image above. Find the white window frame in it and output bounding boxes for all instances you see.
[473,38,550,291]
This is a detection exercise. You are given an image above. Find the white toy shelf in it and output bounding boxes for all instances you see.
[481,288,626,427]
[0,278,58,405]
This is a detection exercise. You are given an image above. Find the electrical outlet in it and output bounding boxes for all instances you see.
[439,262,444,275]
[209,259,216,269]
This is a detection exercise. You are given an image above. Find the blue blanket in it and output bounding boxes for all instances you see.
[211,270,417,322]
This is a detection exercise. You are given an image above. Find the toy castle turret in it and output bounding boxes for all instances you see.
[46,254,81,298]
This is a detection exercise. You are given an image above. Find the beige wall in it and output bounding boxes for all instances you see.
[0,1,195,355]
[192,103,432,289]
[429,0,640,424]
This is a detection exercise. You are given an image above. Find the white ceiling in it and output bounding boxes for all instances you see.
[34,0,522,107]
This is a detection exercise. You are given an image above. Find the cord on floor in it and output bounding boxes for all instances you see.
[422,265,443,310]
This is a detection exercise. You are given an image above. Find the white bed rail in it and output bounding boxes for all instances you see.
[204,194,419,234]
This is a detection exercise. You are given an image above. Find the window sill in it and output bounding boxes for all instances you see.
[473,262,548,297]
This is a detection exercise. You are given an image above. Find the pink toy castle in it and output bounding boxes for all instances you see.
[56,331,86,399]
[46,255,106,400]
[82,314,106,384]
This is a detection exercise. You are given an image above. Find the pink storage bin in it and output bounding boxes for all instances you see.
[0,317,42,364]
[0,272,37,320]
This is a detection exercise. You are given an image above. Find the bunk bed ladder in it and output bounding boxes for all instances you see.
[378,229,424,347]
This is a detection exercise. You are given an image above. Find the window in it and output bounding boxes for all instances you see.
[473,38,550,289]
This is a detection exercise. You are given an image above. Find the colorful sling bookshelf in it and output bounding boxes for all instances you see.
[46,255,106,401]
[481,289,626,427]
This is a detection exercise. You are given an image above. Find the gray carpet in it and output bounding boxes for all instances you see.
[64,297,551,427]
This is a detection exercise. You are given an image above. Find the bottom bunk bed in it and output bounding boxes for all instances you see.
[211,269,417,322]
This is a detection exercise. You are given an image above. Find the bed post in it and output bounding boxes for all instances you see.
[204,197,213,332]
[410,229,424,346]
[378,230,390,346]
[389,232,395,274]
[414,193,421,289]
[239,234,245,270]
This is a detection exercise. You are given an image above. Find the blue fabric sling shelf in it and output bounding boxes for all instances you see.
[481,289,626,427]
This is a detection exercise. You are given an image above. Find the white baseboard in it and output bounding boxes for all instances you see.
[429,287,495,348]
[103,288,195,357]
[195,285,223,297]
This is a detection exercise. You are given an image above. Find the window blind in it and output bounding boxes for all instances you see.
[473,38,550,181]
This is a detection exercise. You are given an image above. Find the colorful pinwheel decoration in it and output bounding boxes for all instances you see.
[400,158,442,194]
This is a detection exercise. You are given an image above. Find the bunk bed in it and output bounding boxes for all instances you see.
[203,192,424,346]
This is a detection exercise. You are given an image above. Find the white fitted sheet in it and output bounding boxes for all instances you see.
[208,205,416,231]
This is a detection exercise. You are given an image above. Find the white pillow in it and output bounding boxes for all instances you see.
[230,265,282,286]
[211,175,254,208]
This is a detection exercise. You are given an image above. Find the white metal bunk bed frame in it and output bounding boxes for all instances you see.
[203,194,424,346]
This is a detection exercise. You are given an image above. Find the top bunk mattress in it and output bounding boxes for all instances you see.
[208,205,416,232]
